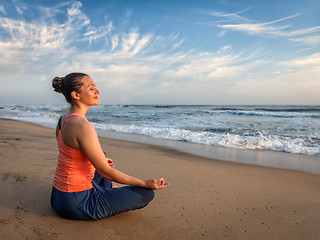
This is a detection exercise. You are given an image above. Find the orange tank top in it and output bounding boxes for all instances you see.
[53,113,95,192]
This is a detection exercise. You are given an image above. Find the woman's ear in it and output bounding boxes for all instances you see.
[71,91,80,101]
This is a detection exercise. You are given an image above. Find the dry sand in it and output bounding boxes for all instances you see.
[0,118,320,240]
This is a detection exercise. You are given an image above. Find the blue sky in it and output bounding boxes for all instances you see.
[0,0,319,105]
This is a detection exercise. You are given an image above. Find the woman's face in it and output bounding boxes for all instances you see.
[77,76,100,106]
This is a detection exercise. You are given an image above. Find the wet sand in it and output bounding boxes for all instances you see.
[0,118,320,239]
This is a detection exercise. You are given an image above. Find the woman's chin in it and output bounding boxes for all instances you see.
[92,100,99,106]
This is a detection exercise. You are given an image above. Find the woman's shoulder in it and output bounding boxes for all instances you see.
[67,116,97,143]
[66,114,90,128]
[62,114,92,133]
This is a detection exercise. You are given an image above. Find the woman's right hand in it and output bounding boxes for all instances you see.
[106,158,115,168]
[144,178,170,190]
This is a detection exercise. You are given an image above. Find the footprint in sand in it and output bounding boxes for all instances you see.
[1,172,27,182]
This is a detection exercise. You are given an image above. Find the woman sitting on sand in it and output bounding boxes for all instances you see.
[50,72,169,220]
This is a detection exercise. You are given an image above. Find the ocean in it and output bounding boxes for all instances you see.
[1,104,319,157]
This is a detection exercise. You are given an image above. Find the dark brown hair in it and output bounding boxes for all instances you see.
[52,72,88,103]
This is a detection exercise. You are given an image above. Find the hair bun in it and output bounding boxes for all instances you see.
[52,77,64,93]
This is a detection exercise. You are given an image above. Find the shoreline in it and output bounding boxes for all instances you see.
[1,118,320,239]
[3,117,320,175]
[96,128,320,175]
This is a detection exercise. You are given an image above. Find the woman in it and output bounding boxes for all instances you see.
[51,72,169,220]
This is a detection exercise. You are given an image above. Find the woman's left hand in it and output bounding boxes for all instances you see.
[145,178,170,190]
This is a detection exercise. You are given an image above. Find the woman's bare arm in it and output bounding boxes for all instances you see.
[72,118,169,190]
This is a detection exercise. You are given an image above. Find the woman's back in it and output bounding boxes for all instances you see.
[53,113,95,192]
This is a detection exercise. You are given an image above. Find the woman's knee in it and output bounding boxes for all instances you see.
[146,188,155,203]
[125,186,155,206]
[139,187,155,206]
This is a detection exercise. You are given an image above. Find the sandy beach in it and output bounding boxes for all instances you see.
[0,118,320,240]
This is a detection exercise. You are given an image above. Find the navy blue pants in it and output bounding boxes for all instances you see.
[51,171,154,220]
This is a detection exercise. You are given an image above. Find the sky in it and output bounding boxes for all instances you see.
[0,0,319,105]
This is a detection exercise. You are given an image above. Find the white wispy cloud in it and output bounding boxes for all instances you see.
[0,17,65,48]
[0,5,5,14]
[215,13,298,37]
[217,22,289,36]
[121,30,139,53]
[111,34,119,51]
[289,35,320,46]
[0,2,94,50]
[207,7,252,23]
[211,10,320,47]
[67,1,90,26]
[282,52,320,67]
[289,26,320,36]
[15,5,25,15]
[83,22,113,45]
